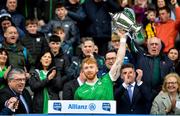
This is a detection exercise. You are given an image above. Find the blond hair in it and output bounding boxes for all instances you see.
[162,73,180,92]
[111,32,120,41]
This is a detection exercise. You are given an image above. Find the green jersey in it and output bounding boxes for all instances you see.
[74,73,114,100]
[0,66,7,89]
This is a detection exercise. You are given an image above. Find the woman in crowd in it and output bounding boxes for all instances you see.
[28,49,61,113]
[151,73,180,114]
[167,48,180,75]
[0,48,9,89]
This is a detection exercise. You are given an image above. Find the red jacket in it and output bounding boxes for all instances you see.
[155,7,180,53]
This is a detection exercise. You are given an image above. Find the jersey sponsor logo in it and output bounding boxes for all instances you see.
[53,102,62,111]
[102,103,111,111]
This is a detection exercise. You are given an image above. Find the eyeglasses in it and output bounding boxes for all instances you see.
[12,78,26,82]
[166,82,177,85]
[112,40,119,43]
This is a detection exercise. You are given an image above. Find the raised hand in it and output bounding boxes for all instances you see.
[136,69,143,83]
[171,0,177,5]
[6,97,19,111]
[24,67,30,79]
[38,20,45,27]
[48,70,56,80]
[115,29,126,39]
[3,66,11,79]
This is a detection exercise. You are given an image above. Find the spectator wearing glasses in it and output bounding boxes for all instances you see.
[98,49,117,78]
[151,73,180,114]
[0,67,32,114]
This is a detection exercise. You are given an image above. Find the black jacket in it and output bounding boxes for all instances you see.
[28,69,62,113]
[21,33,48,61]
[62,79,80,100]
[53,51,71,90]
[0,86,32,114]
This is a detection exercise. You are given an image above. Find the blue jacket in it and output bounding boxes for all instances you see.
[8,11,26,32]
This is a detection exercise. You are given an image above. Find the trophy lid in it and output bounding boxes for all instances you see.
[123,8,136,23]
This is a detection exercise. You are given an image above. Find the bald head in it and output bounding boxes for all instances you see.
[147,37,162,56]
[4,26,19,44]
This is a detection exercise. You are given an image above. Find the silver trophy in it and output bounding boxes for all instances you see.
[111,8,141,33]
[111,8,145,44]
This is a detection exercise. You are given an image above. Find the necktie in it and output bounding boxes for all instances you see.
[19,94,29,113]
[127,84,133,102]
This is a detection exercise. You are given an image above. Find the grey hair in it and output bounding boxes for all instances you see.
[7,68,25,81]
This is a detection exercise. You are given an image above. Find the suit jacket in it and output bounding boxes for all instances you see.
[0,107,13,115]
[115,83,151,114]
[62,79,80,100]
[151,91,180,115]
[0,86,32,114]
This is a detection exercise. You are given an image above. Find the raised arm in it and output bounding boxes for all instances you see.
[109,31,126,81]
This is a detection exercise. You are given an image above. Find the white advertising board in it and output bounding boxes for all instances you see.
[48,100,116,114]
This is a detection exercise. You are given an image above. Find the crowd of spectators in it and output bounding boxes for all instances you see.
[0,0,180,115]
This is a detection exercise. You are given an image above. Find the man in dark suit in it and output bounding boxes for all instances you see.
[0,68,32,114]
[115,63,151,114]
[62,70,86,100]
